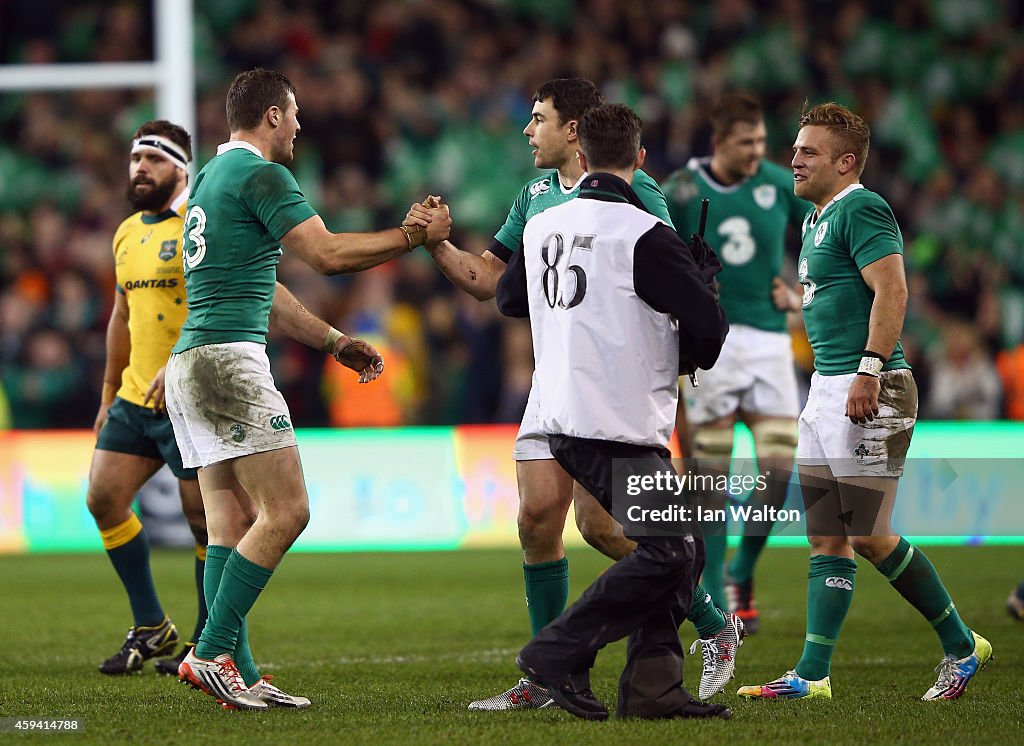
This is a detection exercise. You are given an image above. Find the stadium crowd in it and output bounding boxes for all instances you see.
[1,0,1022,429]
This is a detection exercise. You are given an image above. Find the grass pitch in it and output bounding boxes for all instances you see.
[1,545,1021,744]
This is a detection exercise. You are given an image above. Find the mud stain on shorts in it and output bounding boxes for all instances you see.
[185,346,265,438]
[873,368,918,463]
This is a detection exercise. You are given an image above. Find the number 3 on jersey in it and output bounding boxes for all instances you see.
[183,205,208,270]
[541,232,593,309]
[718,216,756,265]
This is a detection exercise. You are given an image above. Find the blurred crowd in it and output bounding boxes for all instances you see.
[0,0,1022,429]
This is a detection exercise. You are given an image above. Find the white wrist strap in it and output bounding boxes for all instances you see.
[322,327,344,353]
[857,355,884,377]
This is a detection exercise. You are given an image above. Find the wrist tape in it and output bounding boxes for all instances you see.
[400,224,427,250]
[856,350,886,378]
[322,327,344,353]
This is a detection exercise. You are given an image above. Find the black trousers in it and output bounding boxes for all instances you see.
[518,435,705,718]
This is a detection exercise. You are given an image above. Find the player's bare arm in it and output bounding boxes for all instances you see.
[281,210,451,276]
[96,291,131,433]
[269,282,384,383]
[405,198,506,301]
[425,242,506,301]
[268,281,334,348]
[771,276,802,312]
[845,253,907,424]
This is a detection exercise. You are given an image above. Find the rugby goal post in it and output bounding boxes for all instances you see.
[0,0,196,168]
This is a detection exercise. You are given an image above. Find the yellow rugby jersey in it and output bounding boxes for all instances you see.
[112,202,188,408]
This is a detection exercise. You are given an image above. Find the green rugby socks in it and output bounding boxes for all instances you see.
[701,524,727,609]
[524,558,569,636]
[875,537,973,658]
[728,534,770,585]
[690,582,727,638]
[190,545,209,648]
[199,540,268,687]
[795,555,857,681]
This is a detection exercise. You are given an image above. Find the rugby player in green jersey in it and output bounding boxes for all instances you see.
[89,121,238,677]
[408,79,743,709]
[663,94,811,636]
[739,102,990,702]
[166,68,451,710]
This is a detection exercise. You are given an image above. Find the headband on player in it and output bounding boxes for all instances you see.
[131,135,190,169]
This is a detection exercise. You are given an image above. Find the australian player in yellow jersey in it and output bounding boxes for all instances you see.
[88,121,252,676]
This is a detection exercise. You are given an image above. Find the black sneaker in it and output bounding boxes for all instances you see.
[99,617,178,675]
[516,656,608,721]
[154,644,193,676]
[670,700,732,719]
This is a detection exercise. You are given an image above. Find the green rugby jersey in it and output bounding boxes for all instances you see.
[664,158,810,333]
[173,142,317,352]
[797,184,910,375]
[491,169,672,260]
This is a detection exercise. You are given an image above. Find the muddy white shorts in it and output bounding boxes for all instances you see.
[165,341,297,469]
[683,325,800,425]
[797,368,917,478]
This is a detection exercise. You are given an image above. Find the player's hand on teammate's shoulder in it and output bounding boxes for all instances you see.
[771,276,801,312]
[144,366,168,412]
[845,374,880,424]
[330,335,385,383]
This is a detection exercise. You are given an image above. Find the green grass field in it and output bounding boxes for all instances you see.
[1,546,1021,744]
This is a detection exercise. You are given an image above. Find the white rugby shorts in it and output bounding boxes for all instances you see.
[513,375,554,461]
[683,324,800,424]
[797,369,917,478]
[165,341,297,468]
